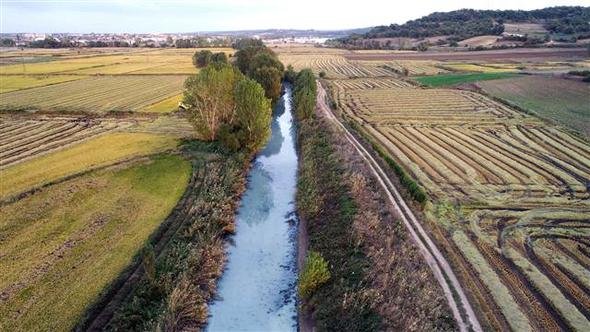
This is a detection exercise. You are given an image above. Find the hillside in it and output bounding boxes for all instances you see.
[336,6,590,49]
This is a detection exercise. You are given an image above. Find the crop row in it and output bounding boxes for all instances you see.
[0,118,123,168]
[337,87,526,125]
[280,54,395,78]
[322,52,590,328]
[0,75,186,113]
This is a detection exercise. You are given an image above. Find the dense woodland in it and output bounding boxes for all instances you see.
[339,6,590,44]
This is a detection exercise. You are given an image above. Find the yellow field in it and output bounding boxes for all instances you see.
[0,154,191,331]
[0,75,186,113]
[0,132,179,199]
[142,94,183,113]
[0,75,83,93]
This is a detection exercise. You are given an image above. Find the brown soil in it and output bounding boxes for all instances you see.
[345,48,588,61]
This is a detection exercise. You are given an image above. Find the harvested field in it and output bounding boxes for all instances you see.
[0,75,186,113]
[344,48,589,61]
[0,132,178,199]
[0,154,191,331]
[329,58,590,329]
[336,86,526,125]
[0,75,84,93]
[477,75,590,137]
[279,54,395,78]
[0,48,220,75]
[0,117,126,169]
[438,63,516,73]
[365,60,448,76]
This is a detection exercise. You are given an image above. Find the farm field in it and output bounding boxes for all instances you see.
[0,154,191,331]
[290,47,590,330]
[414,72,520,87]
[477,75,590,137]
[0,75,186,113]
[0,131,179,200]
[0,48,235,114]
[0,45,252,331]
[0,75,84,93]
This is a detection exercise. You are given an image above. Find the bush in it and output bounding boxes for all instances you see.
[319,71,327,78]
[299,252,331,299]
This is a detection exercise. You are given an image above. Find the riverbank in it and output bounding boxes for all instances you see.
[295,82,456,330]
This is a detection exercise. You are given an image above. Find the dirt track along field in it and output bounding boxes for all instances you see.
[281,47,590,331]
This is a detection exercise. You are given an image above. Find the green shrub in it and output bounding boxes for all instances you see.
[299,251,331,299]
[293,69,317,120]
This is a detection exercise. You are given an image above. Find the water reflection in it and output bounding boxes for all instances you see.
[207,85,298,332]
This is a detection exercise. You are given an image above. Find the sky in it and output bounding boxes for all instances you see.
[1,0,589,33]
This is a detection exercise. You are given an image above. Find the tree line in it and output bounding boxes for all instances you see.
[338,6,590,45]
[183,39,286,154]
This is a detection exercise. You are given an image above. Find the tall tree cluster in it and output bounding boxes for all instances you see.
[234,39,284,101]
[192,50,228,69]
[183,63,272,153]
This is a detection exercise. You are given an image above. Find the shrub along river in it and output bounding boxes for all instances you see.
[207,85,299,331]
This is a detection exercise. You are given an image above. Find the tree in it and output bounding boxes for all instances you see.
[284,65,297,83]
[233,79,272,152]
[235,46,268,74]
[192,50,213,68]
[293,69,317,120]
[211,52,228,67]
[251,65,283,101]
[183,64,243,140]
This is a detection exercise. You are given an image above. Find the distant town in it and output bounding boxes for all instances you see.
[0,30,355,48]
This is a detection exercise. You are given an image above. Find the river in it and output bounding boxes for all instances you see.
[207,85,299,331]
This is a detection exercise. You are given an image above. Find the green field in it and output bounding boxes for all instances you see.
[415,72,520,87]
[479,75,590,137]
[0,154,191,331]
[0,75,185,113]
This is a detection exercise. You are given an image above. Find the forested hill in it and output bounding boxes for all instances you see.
[351,6,590,40]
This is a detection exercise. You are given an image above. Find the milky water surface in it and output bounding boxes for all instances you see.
[207,85,298,332]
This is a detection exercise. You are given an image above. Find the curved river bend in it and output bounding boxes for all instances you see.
[207,85,299,331]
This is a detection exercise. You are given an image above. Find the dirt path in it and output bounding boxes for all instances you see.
[315,82,482,332]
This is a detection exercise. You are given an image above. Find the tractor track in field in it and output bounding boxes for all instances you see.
[316,81,482,332]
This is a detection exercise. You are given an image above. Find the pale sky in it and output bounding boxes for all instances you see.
[1,0,589,33]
